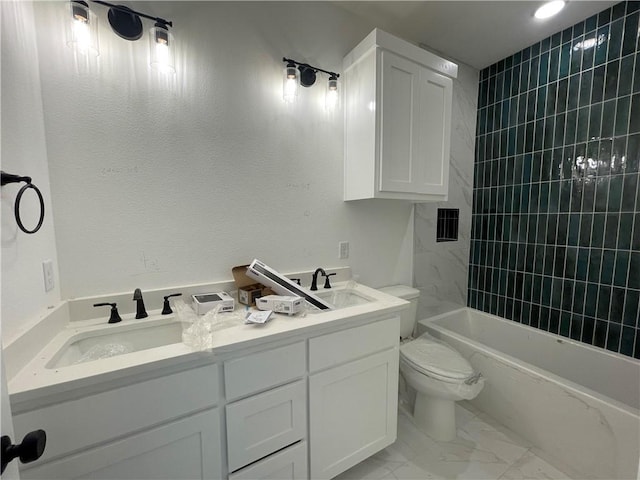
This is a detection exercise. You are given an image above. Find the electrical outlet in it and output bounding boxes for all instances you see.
[338,241,349,259]
[42,260,54,292]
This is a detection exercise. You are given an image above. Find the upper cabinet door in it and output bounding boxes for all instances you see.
[379,50,421,194]
[379,50,452,197]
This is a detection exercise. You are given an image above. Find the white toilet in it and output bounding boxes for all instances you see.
[380,285,485,442]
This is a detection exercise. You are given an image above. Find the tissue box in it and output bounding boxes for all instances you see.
[232,265,273,306]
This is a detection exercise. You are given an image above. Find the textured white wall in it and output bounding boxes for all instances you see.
[30,2,415,300]
[414,62,479,320]
[1,0,61,344]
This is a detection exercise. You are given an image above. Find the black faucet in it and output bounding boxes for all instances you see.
[162,293,183,315]
[93,302,122,324]
[310,268,326,291]
[133,288,148,319]
[323,272,336,289]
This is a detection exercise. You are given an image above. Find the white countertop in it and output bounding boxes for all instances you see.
[8,281,408,407]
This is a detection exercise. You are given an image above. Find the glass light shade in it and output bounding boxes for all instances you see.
[149,26,175,74]
[283,64,298,103]
[534,1,565,19]
[67,1,99,56]
[325,76,339,111]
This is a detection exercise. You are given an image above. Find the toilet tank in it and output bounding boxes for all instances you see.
[379,285,420,338]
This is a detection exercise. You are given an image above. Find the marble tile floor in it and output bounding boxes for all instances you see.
[335,402,577,480]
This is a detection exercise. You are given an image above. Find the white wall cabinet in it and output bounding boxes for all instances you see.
[344,29,457,202]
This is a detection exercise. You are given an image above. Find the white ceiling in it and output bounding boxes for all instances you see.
[334,1,618,70]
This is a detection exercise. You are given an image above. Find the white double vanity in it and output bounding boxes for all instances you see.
[6,277,408,480]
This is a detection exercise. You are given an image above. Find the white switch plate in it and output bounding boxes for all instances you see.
[338,241,349,259]
[42,260,54,292]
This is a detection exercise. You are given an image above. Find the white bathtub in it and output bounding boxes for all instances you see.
[418,307,640,480]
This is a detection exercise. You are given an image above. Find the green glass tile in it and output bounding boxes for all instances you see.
[620,326,635,356]
[608,175,623,211]
[629,94,640,134]
[601,249,616,284]
[520,60,531,93]
[606,322,620,352]
[623,290,639,326]
[607,18,624,61]
[570,179,583,212]
[612,2,626,21]
[529,56,540,90]
[634,53,640,93]
[622,175,638,211]
[552,278,562,308]
[582,36,596,69]
[559,43,571,78]
[556,78,568,113]
[605,213,619,249]
[527,90,536,122]
[576,106,590,142]
[619,55,634,96]
[539,307,550,330]
[511,64,521,97]
[585,14,598,33]
[562,26,573,45]
[539,52,550,85]
[604,60,620,101]
[574,20,586,38]
[585,283,599,317]
[591,64,605,104]
[541,37,551,53]
[614,96,630,137]
[570,314,583,340]
[564,109,577,144]
[597,9,611,27]
[568,214,580,244]
[581,316,595,343]
[622,12,639,56]
[546,82,558,116]
[628,2,640,15]
[577,247,590,279]
[531,42,541,58]
[557,215,569,244]
[594,180,610,213]
[567,74,580,110]
[597,285,612,320]
[535,119,545,151]
[591,214,605,248]
[560,180,572,212]
[611,287,626,321]
[618,212,634,249]
[588,103,602,139]
[571,282,586,314]
[559,311,571,337]
[594,25,610,66]
[629,252,640,289]
[552,32,562,49]
[601,100,616,138]
[579,70,593,107]
[614,250,630,287]
[627,134,640,172]
[565,246,578,277]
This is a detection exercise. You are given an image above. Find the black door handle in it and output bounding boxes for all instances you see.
[1,429,47,473]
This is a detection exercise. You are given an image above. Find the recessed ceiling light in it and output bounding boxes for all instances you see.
[534,1,565,19]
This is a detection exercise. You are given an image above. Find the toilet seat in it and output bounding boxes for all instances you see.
[400,335,474,383]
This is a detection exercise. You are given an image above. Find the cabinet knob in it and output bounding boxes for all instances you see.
[1,429,47,473]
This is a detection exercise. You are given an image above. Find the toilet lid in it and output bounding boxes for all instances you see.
[400,335,474,380]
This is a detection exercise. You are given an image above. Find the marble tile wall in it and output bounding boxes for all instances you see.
[414,62,478,321]
[470,1,640,358]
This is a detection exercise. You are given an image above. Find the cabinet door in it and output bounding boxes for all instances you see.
[309,348,399,480]
[379,50,421,195]
[379,50,452,197]
[20,408,222,480]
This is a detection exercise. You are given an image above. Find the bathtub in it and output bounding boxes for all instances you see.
[418,307,640,480]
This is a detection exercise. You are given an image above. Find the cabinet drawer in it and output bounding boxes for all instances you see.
[224,341,305,400]
[13,363,219,463]
[229,441,308,480]
[226,380,306,473]
[309,317,399,372]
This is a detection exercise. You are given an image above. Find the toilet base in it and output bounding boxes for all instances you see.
[413,393,456,442]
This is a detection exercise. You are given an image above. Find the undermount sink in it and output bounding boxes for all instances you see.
[314,288,374,309]
[47,319,183,369]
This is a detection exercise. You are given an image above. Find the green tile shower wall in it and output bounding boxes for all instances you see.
[470,1,640,358]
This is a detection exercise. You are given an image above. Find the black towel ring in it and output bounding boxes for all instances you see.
[1,171,45,235]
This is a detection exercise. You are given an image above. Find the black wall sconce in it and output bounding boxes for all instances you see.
[282,57,339,110]
[67,0,175,73]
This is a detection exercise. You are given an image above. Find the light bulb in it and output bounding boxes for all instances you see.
[283,63,298,103]
[67,1,99,56]
[149,23,175,74]
[325,75,339,111]
[534,1,565,19]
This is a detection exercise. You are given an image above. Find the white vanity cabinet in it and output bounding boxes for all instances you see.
[13,363,223,479]
[344,28,457,202]
[308,317,400,479]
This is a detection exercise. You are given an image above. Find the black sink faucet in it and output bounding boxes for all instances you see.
[93,303,122,324]
[310,268,326,291]
[133,288,148,319]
